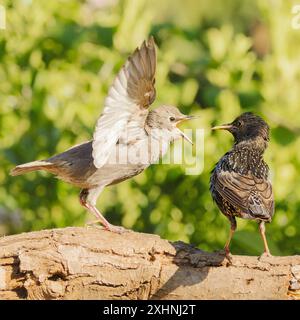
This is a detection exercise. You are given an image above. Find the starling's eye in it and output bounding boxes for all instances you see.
[236,120,243,127]
[169,116,176,122]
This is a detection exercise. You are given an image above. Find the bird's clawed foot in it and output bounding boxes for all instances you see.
[86,220,128,234]
[223,246,233,264]
[258,250,272,260]
[217,247,233,264]
[105,224,128,234]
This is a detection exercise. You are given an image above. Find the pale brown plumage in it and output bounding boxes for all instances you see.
[10,37,193,233]
[92,37,157,169]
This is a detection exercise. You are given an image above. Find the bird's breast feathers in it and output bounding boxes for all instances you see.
[211,151,274,221]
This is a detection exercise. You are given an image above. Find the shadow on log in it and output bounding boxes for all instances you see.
[0,227,299,300]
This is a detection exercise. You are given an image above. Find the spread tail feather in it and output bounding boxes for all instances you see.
[10,160,54,176]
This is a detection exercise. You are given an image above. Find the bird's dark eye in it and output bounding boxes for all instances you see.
[236,120,243,127]
[169,116,176,122]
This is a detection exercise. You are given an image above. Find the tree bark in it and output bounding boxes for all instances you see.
[0,227,299,300]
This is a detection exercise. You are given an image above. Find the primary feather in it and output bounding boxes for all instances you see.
[92,37,156,168]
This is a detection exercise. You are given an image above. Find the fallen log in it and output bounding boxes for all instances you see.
[0,227,299,300]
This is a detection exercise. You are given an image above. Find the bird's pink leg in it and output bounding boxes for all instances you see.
[79,188,126,234]
[224,228,235,256]
[224,217,237,256]
[259,221,271,256]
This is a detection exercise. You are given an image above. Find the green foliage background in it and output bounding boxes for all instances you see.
[1,0,300,255]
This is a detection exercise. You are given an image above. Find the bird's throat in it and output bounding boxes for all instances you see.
[228,140,268,178]
[234,136,268,153]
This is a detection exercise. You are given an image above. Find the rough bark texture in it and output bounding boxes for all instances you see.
[0,227,299,300]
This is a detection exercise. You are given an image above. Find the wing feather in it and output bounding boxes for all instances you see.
[214,170,274,220]
[92,37,157,168]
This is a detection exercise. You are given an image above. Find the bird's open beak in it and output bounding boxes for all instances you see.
[180,131,193,145]
[211,124,233,131]
[177,115,198,123]
[176,115,196,145]
[185,115,198,120]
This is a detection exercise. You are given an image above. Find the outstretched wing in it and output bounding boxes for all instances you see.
[214,170,274,220]
[92,37,156,168]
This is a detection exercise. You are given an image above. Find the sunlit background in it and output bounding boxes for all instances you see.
[1,0,300,255]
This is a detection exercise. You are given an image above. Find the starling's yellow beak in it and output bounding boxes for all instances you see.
[211,124,233,131]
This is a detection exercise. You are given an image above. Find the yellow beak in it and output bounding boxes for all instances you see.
[211,124,233,131]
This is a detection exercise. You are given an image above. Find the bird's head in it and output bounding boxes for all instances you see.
[146,105,194,144]
[212,112,269,147]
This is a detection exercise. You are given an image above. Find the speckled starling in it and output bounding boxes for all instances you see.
[210,112,274,256]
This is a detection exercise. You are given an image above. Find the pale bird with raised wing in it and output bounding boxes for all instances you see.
[10,37,194,233]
